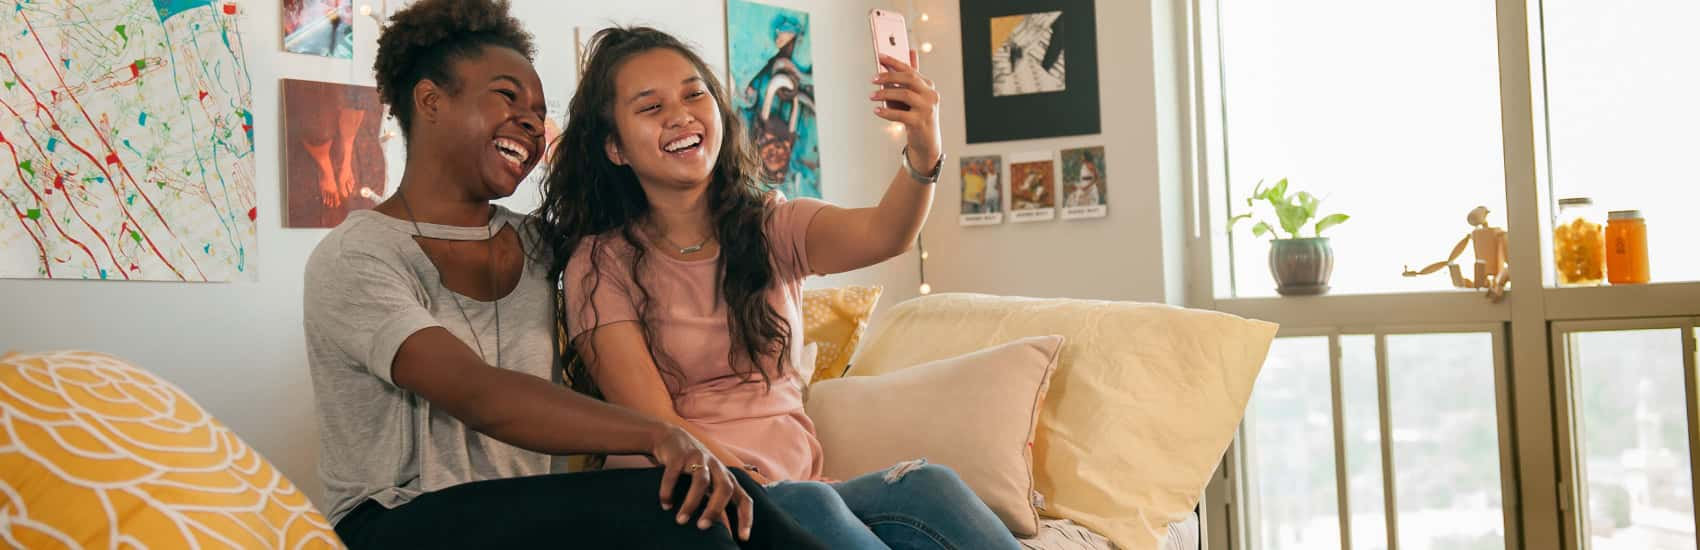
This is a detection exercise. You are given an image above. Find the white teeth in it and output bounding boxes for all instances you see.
[493,138,531,164]
[664,135,702,153]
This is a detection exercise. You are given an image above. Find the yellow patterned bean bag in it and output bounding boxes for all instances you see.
[0,351,342,549]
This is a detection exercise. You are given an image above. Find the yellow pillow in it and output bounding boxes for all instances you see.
[0,351,343,549]
[850,294,1278,549]
[800,285,883,383]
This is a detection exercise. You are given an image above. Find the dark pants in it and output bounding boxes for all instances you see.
[334,467,827,549]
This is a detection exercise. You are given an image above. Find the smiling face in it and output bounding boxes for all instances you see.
[605,48,724,192]
[421,45,546,200]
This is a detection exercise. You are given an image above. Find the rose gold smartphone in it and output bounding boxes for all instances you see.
[869,8,912,111]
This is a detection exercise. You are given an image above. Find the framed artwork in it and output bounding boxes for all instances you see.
[727,0,822,199]
[960,155,1004,226]
[282,0,354,58]
[960,0,1100,143]
[2,0,255,281]
[1059,145,1106,219]
[1007,151,1057,223]
[283,79,385,228]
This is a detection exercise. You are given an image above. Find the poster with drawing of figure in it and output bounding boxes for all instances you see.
[727,0,821,199]
[960,0,1098,143]
[1007,151,1056,223]
[1060,146,1106,219]
[960,155,1003,226]
[990,11,1064,97]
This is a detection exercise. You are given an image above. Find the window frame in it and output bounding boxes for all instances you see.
[1177,0,1700,548]
[1227,325,1517,550]
[1550,317,1700,548]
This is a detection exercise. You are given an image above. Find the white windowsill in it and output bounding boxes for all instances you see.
[1200,281,1700,330]
[1203,289,1512,330]
[1543,281,1700,322]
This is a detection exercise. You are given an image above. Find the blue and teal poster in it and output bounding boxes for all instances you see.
[727,0,821,199]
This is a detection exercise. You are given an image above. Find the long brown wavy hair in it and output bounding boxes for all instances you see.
[536,27,789,399]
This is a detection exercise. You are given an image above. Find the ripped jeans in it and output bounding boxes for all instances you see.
[763,460,1022,550]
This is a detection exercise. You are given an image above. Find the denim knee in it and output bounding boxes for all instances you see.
[778,480,842,504]
[881,462,967,493]
[771,480,851,519]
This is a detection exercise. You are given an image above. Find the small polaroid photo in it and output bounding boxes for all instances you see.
[959,155,1005,226]
[1007,151,1057,223]
[1059,146,1106,220]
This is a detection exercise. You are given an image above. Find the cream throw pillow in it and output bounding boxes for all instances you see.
[848,294,1278,549]
[805,335,1063,537]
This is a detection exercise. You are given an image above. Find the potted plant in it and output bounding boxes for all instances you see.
[1229,178,1349,296]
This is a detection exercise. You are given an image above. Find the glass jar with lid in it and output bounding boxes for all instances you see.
[1606,209,1650,284]
[1553,197,1604,286]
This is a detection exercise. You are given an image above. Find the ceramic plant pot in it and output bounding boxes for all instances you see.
[1269,237,1334,296]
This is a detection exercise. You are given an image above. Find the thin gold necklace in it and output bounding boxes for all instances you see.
[649,223,713,255]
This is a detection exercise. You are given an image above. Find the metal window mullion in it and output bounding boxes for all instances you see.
[1375,333,1400,550]
[1239,409,1262,550]
[1330,334,1353,550]
[1551,327,1584,549]
[1491,325,1523,548]
[1684,317,1700,545]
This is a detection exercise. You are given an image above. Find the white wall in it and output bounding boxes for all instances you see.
[909,0,1187,304]
[0,0,906,509]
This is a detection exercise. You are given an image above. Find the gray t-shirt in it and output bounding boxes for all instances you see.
[303,206,557,524]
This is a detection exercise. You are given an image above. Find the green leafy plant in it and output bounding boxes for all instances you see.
[1228,178,1350,239]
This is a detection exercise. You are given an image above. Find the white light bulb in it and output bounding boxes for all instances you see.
[918,283,932,295]
[920,42,933,54]
[920,251,929,260]
[359,4,373,16]
[920,13,930,23]
[886,122,904,136]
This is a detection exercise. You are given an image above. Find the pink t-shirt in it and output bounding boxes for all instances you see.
[565,197,828,481]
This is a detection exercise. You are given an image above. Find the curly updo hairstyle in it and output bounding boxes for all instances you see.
[372,0,535,143]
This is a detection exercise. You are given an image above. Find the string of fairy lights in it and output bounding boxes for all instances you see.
[907,2,935,296]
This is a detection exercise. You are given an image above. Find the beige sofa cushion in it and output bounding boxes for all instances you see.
[849,294,1277,549]
[806,335,1063,537]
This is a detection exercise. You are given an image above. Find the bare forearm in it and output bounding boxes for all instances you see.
[449,365,667,457]
[868,155,938,255]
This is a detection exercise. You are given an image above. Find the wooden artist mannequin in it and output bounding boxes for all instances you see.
[1402,206,1510,302]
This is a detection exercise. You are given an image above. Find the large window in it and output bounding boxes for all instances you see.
[1541,0,1700,284]
[1240,332,1510,550]
[1216,0,1506,297]
[1189,1,1700,549]
[1555,322,1699,550]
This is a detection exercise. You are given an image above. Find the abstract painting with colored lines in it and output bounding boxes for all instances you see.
[0,0,256,281]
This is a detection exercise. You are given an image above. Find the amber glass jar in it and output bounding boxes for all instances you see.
[1553,197,1604,286]
[1606,210,1650,284]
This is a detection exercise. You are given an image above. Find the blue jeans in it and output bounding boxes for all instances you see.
[764,461,1022,550]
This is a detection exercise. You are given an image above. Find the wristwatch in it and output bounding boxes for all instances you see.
[901,145,945,185]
